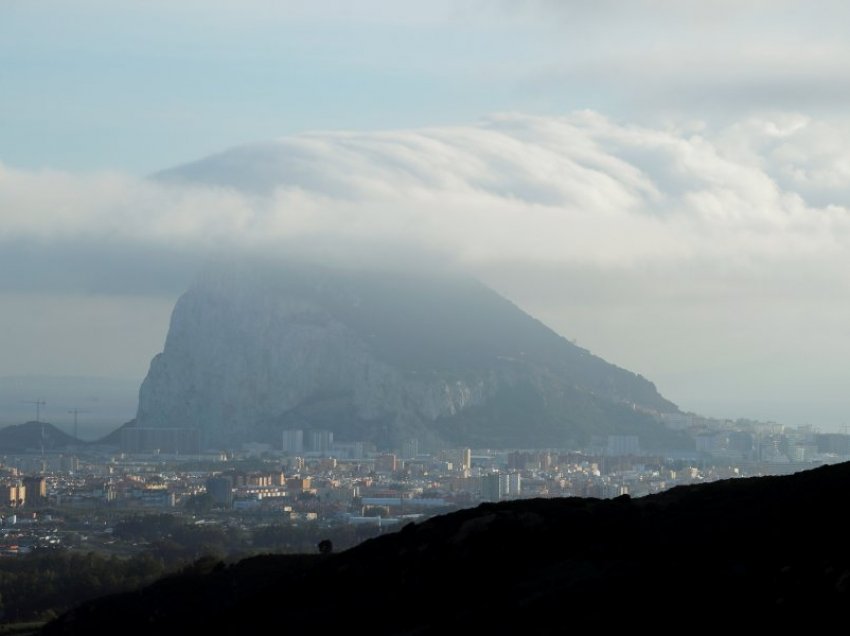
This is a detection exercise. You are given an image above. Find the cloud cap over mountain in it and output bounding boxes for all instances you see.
[3,111,850,427]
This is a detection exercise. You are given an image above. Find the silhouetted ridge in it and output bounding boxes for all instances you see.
[44,461,850,633]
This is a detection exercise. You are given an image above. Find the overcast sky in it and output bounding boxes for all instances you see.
[3,0,850,430]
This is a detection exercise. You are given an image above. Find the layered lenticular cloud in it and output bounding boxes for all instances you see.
[2,111,850,272]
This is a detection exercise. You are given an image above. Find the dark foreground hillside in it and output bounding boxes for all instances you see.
[44,462,850,634]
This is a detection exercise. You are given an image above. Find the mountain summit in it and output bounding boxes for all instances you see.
[135,262,679,450]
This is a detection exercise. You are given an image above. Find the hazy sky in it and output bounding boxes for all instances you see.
[3,1,850,430]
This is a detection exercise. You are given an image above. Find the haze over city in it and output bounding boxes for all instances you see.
[3,0,850,433]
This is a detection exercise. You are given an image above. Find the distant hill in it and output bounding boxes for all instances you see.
[135,261,684,450]
[44,461,850,633]
[0,375,139,440]
[0,421,81,452]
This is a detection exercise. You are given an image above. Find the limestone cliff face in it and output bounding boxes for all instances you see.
[136,263,680,449]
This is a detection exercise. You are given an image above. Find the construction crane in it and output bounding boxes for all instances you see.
[22,400,47,455]
[23,399,46,423]
[68,408,89,442]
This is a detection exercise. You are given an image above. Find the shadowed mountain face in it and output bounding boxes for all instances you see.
[44,462,850,634]
[135,262,680,449]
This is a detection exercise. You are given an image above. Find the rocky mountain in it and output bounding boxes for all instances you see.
[135,261,682,450]
[44,461,850,633]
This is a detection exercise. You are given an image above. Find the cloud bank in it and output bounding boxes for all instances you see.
[3,111,850,426]
[5,111,850,267]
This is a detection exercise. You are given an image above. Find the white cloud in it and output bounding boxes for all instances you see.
[13,112,850,265]
[7,111,848,265]
[0,112,847,303]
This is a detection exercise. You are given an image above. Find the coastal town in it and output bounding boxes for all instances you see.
[2,415,848,559]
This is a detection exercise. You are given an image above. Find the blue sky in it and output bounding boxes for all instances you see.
[3,1,850,431]
[2,2,559,172]
[6,1,850,173]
